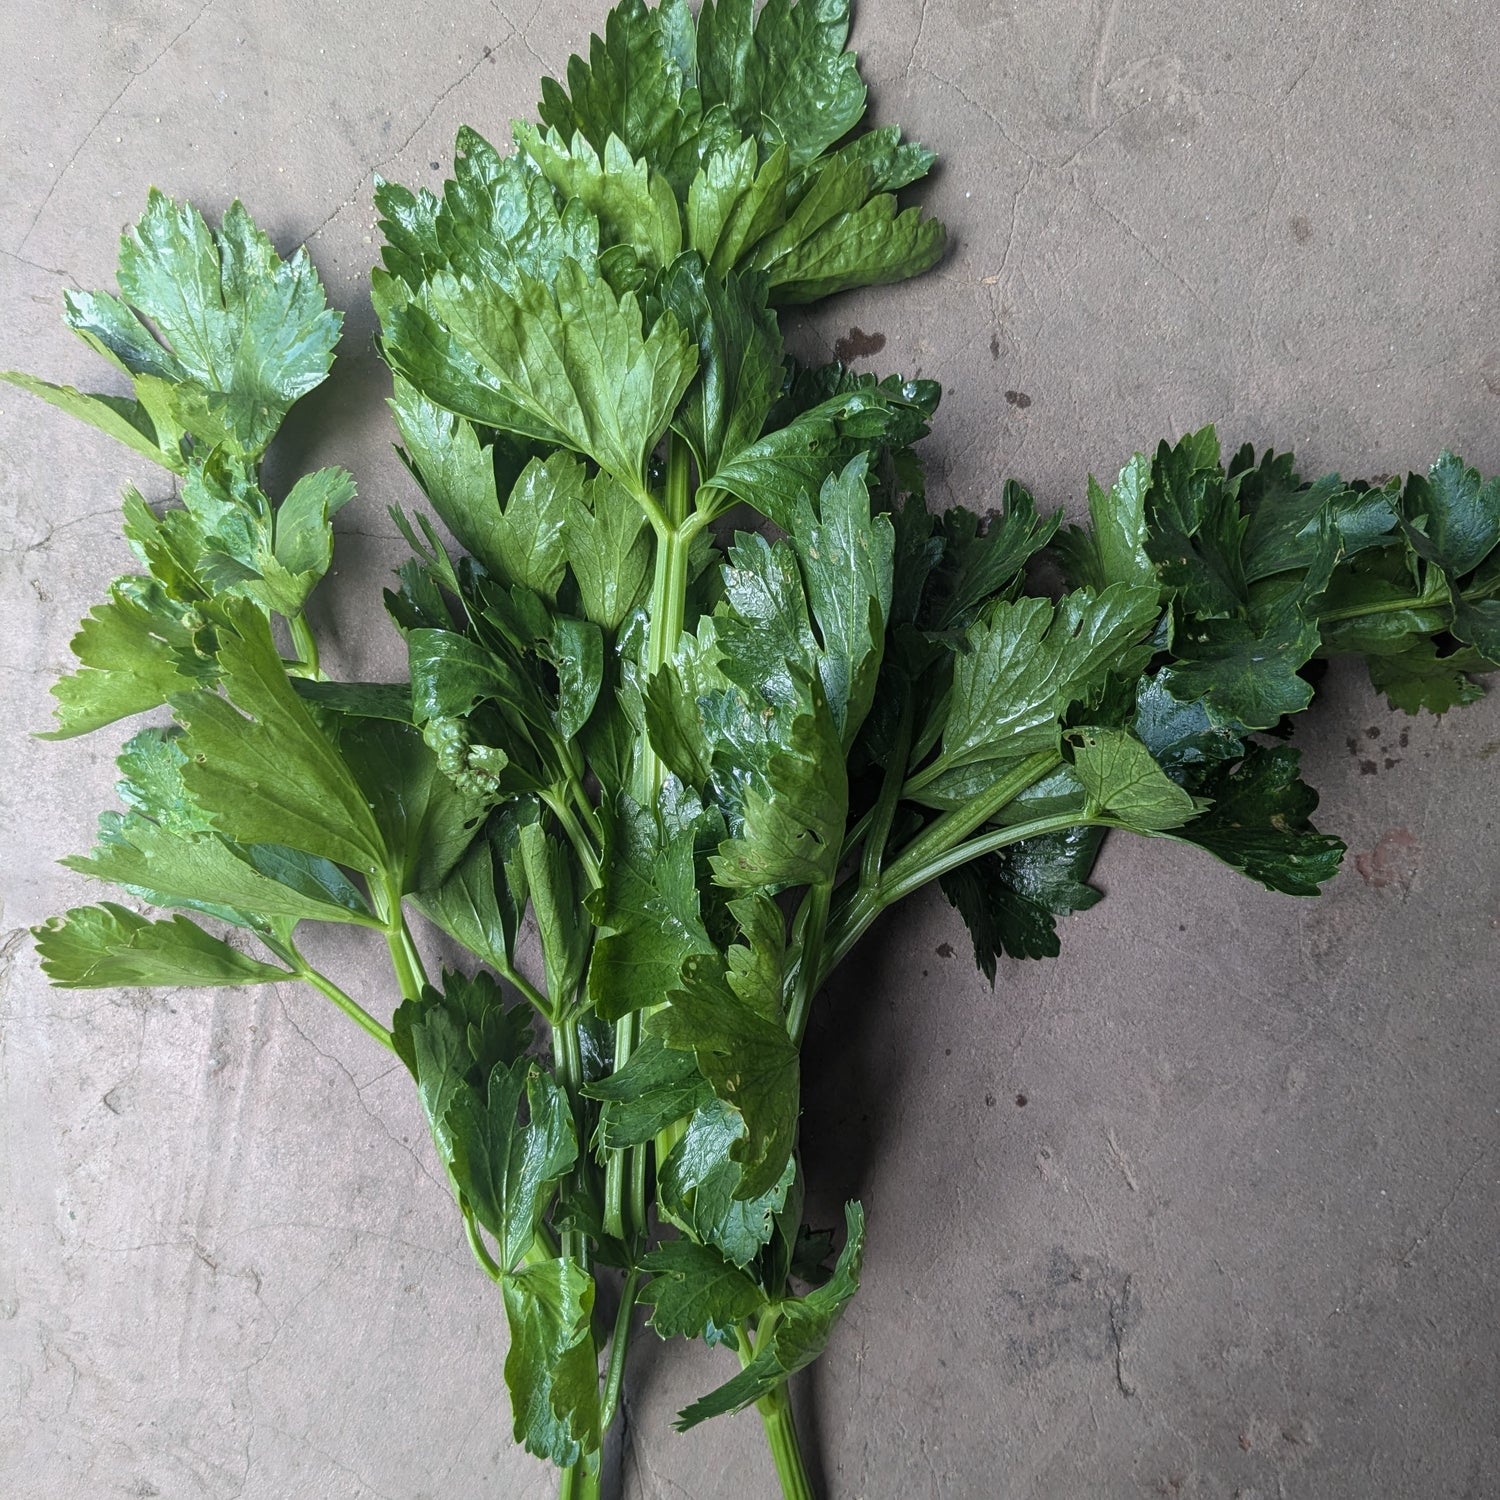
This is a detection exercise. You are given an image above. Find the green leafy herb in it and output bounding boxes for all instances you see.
[18,5,1499,1500]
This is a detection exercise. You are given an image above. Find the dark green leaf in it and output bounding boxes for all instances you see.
[426,259,696,491]
[675,1201,864,1429]
[658,1098,796,1266]
[588,796,717,1021]
[501,1258,600,1467]
[649,958,799,1200]
[1168,744,1344,896]
[445,1057,577,1271]
[582,1034,713,1148]
[939,825,1105,976]
[639,1237,765,1345]
[1400,452,1500,577]
[695,0,865,168]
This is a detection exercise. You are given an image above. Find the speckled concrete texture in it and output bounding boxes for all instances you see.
[2,3,1497,1497]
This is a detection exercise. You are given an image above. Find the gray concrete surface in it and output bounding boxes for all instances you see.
[3,2,1498,1497]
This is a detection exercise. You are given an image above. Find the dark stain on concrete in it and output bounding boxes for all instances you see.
[1005,389,1032,408]
[834,326,886,361]
[1291,214,1312,242]
[1354,828,1421,891]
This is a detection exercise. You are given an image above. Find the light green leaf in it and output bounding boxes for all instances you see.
[44,577,220,739]
[934,583,1159,781]
[0,371,177,469]
[1069,727,1202,832]
[687,139,790,279]
[497,452,583,601]
[564,473,652,631]
[428,259,697,492]
[514,123,682,270]
[389,377,510,580]
[659,259,783,483]
[116,192,341,457]
[173,602,389,876]
[658,1098,796,1267]
[273,468,355,577]
[787,455,893,745]
[764,193,946,305]
[582,1034,713,1148]
[34,903,290,989]
[410,823,527,973]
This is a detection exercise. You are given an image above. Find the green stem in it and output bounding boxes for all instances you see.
[641,537,694,800]
[287,612,322,679]
[605,433,697,1241]
[462,1202,502,1282]
[288,951,394,1052]
[786,881,832,1047]
[1317,582,1449,626]
[544,787,603,890]
[663,426,693,528]
[603,1011,637,1243]
[599,1267,641,1433]
[552,1018,588,1262]
[558,1456,601,1500]
[385,922,425,1003]
[820,809,1118,987]
[756,1382,815,1500]
[890,748,1062,882]
[498,962,551,1018]
[859,686,914,890]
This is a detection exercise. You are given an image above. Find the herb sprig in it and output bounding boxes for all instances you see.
[11,1,1499,1496]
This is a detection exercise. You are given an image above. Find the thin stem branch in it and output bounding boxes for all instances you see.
[288,950,394,1051]
[287,612,323,679]
[819,810,1118,987]
[600,1267,641,1433]
[462,1202,503,1282]
[786,881,832,1048]
[859,686,914,890]
[544,787,603,890]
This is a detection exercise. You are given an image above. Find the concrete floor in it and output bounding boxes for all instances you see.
[3,2,1498,1497]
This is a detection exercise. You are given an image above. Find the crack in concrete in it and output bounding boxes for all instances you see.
[16,0,221,256]
[275,988,448,1198]
[1398,1149,1488,1269]
[1088,0,1126,123]
[301,35,511,251]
